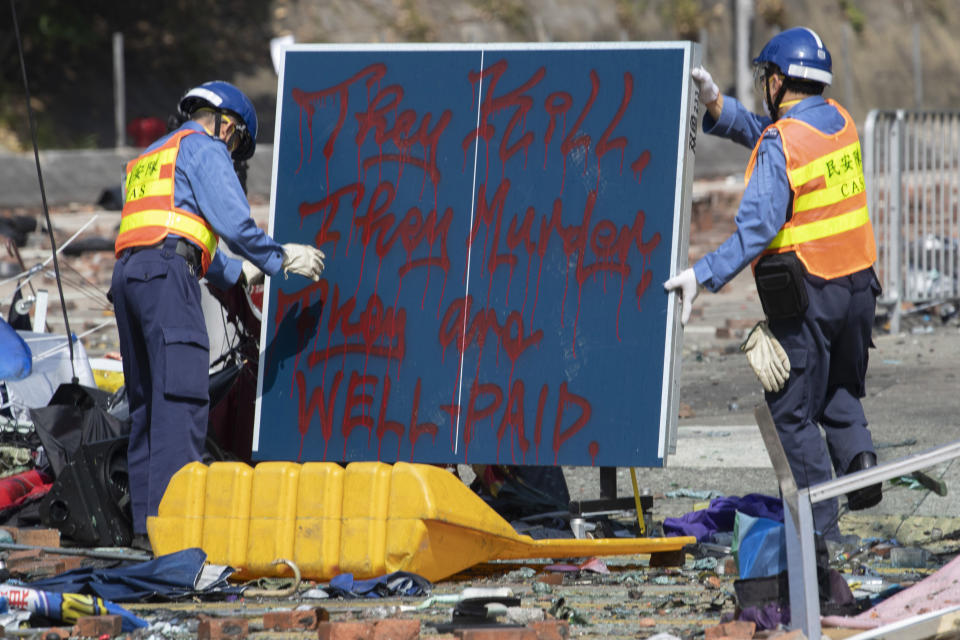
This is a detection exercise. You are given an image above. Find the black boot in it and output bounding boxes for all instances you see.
[846,451,883,510]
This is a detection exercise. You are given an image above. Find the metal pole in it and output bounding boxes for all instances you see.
[891,112,903,333]
[784,495,821,639]
[913,21,923,109]
[113,32,125,149]
[735,0,754,112]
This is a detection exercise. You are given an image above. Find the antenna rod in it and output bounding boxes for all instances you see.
[10,0,79,383]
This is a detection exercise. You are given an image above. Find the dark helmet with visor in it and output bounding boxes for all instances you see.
[178,80,258,160]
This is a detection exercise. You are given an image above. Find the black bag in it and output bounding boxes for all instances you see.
[754,253,809,320]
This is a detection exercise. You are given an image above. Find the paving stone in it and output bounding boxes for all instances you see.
[455,629,538,640]
[317,621,375,639]
[372,618,420,639]
[529,619,570,639]
[704,620,756,640]
[263,608,321,630]
[74,615,122,637]
[198,616,249,639]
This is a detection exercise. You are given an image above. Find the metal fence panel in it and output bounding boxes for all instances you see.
[864,110,960,333]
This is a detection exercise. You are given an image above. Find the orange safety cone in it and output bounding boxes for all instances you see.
[146,461,695,582]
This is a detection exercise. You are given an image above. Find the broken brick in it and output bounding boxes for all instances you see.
[16,528,61,548]
[372,618,420,639]
[5,549,66,578]
[317,621,374,639]
[704,620,756,640]
[43,628,74,639]
[455,629,538,640]
[767,630,805,639]
[648,549,686,567]
[723,556,738,576]
[536,572,563,585]
[74,614,122,637]
[198,616,249,639]
[263,608,320,631]
[55,555,85,572]
[529,619,570,639]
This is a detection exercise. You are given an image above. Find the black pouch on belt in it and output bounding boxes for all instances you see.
[754,252,809,320]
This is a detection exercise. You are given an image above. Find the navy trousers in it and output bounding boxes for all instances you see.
[765,267,880,540]
[110,237,210,534]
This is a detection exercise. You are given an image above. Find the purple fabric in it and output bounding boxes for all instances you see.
[662,493,784,541]
[738,603,790,630]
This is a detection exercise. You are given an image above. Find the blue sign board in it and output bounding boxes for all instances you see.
[254,43,698,467]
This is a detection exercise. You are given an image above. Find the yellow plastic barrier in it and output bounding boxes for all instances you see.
[147,461,696,582]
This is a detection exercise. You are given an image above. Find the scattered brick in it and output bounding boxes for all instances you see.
[704,620,756,640]
[767,630,806,639]
[529,619,570,639]
[198,616,249,639]
[55,555,85,572]
[648,549,686,567]
[6,548,41,563]
[372,618,420,640]
[317,621,374,639]
[41,627,74,639]
[5,549,67,578]
[263,608,320,631]
[455,629,538,640]
[74,615,122,637]
[723,556,738,576]
[16,528,61,548]
[536,572,563,585]
[637,618,657,628]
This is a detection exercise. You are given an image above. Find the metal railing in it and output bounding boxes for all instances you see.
[754,403,960,640]
[864,110,960,333]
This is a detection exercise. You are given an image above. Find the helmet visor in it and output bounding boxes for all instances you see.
[753,62,776,95]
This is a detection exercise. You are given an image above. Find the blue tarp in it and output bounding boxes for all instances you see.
[735,513,787,579]
[27,548,240,602]
[0,318,31,380]
[326,572,432,598]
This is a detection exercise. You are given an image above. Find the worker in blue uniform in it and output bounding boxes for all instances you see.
[111,81,327,539]
[664,28,882,539]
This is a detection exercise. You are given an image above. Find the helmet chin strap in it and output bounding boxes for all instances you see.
[765,75,789,122]
[212,111,223,140]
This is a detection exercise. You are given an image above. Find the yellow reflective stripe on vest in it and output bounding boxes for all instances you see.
[118,210,218,256]
[125,177,174,203]
[788,140,863,187]
[793,171,866,213]
[767,206,870,249]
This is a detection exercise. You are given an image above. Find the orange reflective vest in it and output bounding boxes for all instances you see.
[746,99,876,280]
[115,129,218,275]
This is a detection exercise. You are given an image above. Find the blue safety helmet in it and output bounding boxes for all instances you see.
[178,80,258,160]
[753,27,833,86]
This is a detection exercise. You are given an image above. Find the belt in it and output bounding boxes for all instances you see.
[127,237,202,277]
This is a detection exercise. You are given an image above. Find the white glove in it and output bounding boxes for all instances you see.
[740,321,791,393]
[282,243,326,281]
[691,66,720,105]
[240,260,264,287]
[663,267,701,325]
